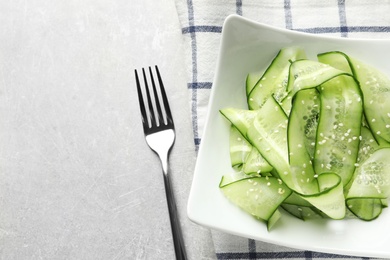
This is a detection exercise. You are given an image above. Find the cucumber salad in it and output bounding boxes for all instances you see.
[219,47,390,230]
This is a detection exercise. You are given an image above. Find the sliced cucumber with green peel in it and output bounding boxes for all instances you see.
[221,108,273,175]
[246,70,265,96]
[248,47,306,110]
[229,125,252,169]
[287,88,319,185]
[220,174,291,230]
[220,108,257,137]
[347,148,390,199]
[319,51,390,143]
[314,75,363,186]
[242,146,273,175]
[219,47,390,230]
[247,96,345,219]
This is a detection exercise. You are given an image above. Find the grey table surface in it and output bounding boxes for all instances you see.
[0,0,216,259]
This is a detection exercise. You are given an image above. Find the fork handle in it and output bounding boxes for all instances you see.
[163,171,188,260]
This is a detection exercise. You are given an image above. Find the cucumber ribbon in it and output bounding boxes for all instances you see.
[220,47,390,229]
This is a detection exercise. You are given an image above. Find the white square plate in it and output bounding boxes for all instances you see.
[187,14,390,258]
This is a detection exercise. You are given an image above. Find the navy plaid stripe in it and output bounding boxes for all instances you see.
[248,239,256,259]
[182,25,390,35]
[182,25,222,34]
[236,0,242,16]
[338,0,348,37]
[194,137,201,146]
[187,82,212,89]
[186,0,200,147]
[284,0,292,30]
[295,26,390,34]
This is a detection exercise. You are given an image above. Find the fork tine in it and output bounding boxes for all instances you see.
[135,69,148,130]
[155,65,174,127]
[142,67,156,128]
[148,66,164,127]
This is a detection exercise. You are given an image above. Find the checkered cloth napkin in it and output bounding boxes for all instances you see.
[174,1,390,259]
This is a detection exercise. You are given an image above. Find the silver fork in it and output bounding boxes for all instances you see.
[135,66,187,260]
